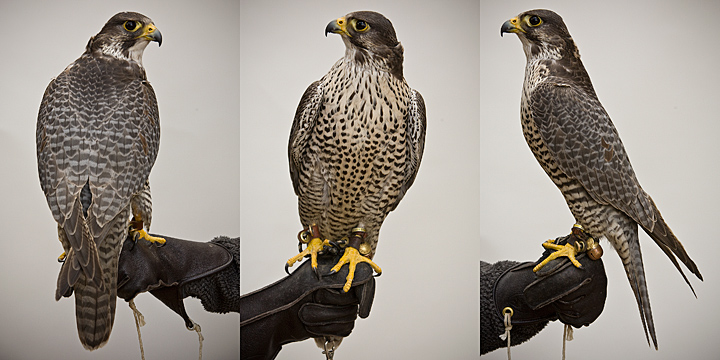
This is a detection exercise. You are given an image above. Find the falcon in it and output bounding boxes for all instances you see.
[286,10,426,350]
[37,12,164,350]
[501,9,702,349]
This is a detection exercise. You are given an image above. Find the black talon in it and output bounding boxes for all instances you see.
[285,263,291,275]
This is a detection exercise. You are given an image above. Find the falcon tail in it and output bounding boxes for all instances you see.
[71,270,115,350]
[643,198,703,295]
[55,206,128,350]
[617,229,658,349]
[55,226,115,350]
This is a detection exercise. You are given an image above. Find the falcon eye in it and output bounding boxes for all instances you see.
[528,16,542,26]
[352,19,369,32]
[123,20,141,32]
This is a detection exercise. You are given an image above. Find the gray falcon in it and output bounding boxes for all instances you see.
[501,9,702,349]
[37,12,165,350]
[286,10,426,347]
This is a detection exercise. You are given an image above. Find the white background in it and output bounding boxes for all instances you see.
[1,1,239,358]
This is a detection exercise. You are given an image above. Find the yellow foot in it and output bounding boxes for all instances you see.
[533,239,582,272]
[57,252,66,263]
[132,228,166,245]
[286,237,330,270]
[330,247,382,292]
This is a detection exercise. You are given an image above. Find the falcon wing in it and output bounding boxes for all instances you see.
[288,80,323,195]
[529,80,701,283]
[529,81,653,227]
[391,89,426,210]
[38,57,159,233]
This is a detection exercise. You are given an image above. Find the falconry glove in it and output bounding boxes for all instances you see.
[494,235,607,327]
[117,235,239,328]
[482,235,607,354]
[526,235,607,328]
[240,254,375,360]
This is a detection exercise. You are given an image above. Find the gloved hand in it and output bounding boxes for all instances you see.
[117,234,239,329]
[493,234,607,328]
[240,254,376,360]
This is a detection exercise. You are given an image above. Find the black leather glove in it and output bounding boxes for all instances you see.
[117,234,239,329]
[493,234,607,328]
[240,254,376,360]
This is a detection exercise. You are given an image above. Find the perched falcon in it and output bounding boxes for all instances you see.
[286,10,426,350]
[36,12,164,350]
[501,9,702,348]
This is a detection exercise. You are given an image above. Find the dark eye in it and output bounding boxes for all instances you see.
[528,16,542,26]
[354,20,369,32]
[124,20,141,32]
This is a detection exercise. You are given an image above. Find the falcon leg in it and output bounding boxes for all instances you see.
[286,224,330,275]
[329,228,382,292]
[129,215,165,245]
[58,252,66,263]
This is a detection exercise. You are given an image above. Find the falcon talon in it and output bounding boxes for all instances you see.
[534,241,582,272]
[330,246,382,292]
[132,228,166,246]
[286,237,328,272]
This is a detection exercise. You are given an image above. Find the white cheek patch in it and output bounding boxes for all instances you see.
[127,40,150,66]
[100,39,150,66]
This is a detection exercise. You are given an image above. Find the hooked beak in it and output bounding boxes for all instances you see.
[137,23,162,46]
[500,17,525,37]
[325,16,351,37]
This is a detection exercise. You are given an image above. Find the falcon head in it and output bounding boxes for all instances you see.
[500,9,578,62]
[325,11,404,79]
[88,12,162,65]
